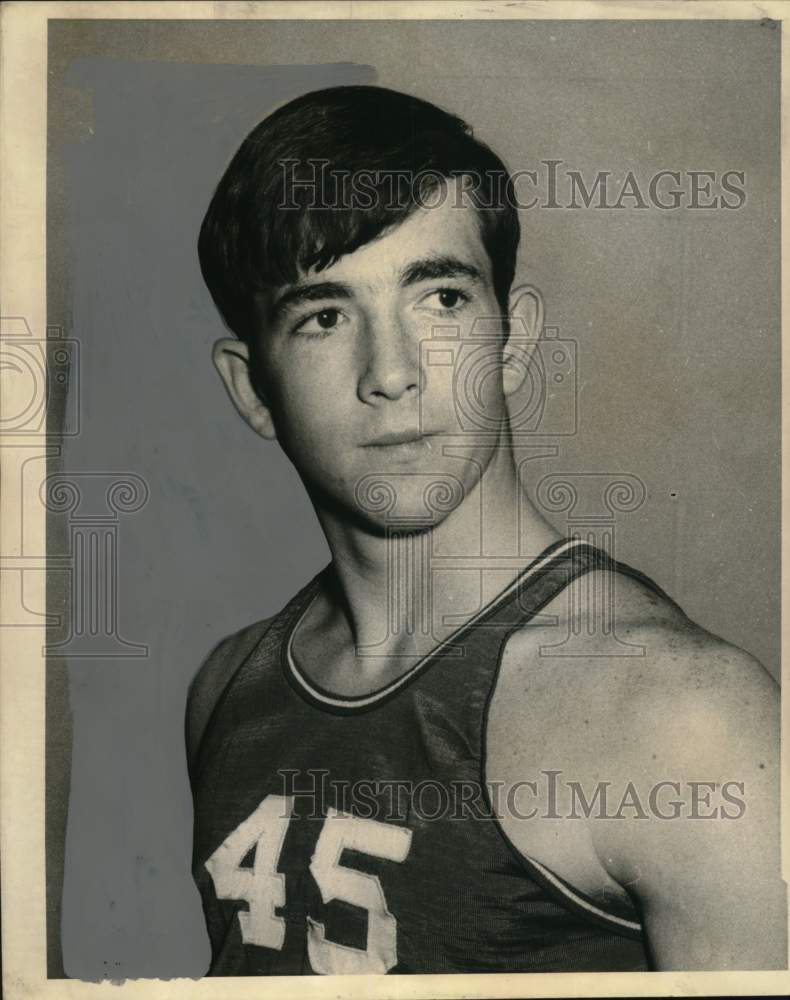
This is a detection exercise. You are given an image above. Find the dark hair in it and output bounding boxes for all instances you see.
[198,85,520,343]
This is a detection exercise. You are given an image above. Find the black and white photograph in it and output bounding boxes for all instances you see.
[1,3,788,997]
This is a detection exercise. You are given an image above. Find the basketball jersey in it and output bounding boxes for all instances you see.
[188,538,669,975]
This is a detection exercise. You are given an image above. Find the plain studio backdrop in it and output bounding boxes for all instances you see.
[45,18,779,979]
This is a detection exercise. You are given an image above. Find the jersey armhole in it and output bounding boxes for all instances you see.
[478,549,649,942]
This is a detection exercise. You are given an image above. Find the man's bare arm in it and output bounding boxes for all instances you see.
[593,637,786,969]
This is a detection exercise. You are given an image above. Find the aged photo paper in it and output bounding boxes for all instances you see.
[2,1,789,998]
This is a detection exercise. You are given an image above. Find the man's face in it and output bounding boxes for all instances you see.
[252,189,513,529]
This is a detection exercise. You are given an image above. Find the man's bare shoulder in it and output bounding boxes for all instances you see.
[507,563,774,678]
[487,565,783,966]
[579,568,775,730]
[493,565,778,778]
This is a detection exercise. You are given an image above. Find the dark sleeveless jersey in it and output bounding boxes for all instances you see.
[188,538,673,975]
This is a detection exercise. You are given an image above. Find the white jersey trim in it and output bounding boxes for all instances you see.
[524,856,643,933]
[285,537,590,711]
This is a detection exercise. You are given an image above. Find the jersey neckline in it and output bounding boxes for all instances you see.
[282,536,590,714]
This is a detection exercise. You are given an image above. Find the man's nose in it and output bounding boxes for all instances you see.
[357,314,424,404]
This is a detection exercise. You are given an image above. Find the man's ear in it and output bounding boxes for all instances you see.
[502,284,545,397]
[212,338,277,440]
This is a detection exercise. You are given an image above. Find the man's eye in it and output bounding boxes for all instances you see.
[422,288,470,311]
[295,308,345,337]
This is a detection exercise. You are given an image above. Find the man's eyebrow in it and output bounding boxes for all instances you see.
[270,280,353,320]
[268,256,482,320]
[400,255,484,287]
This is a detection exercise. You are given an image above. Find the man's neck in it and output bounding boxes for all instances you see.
[311,433,561,663]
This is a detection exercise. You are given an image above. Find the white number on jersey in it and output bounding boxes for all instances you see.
[205,795,413,973]
[307,806,412,974]
[204,794,294,950]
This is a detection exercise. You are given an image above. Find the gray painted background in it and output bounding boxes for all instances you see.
[47,19,780,979]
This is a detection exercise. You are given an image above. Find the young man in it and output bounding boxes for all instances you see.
[187,85,785,974]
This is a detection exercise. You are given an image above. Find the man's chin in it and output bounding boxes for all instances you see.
[351,471,468,530]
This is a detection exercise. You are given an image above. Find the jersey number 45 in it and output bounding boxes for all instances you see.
[205,794,413,974]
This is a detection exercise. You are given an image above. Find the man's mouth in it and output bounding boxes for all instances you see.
[363,431,437,447]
